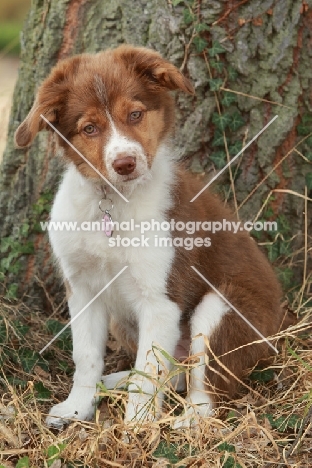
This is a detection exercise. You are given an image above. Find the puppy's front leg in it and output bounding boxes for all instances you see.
[46,288,108,428]
[125,300,181,423]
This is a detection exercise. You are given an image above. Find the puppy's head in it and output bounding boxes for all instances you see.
[15,45,194,187]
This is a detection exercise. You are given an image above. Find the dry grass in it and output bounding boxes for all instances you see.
[0,293,311,468]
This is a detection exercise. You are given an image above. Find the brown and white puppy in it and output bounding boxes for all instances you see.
[15,45,283,428]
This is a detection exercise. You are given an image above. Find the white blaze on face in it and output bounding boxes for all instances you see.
[104,110,148,184]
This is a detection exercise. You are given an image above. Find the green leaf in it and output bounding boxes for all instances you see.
[153,441,180,464]
[302,114,312,124]
[229,141,243,155]
[20,223,30,238]
[59,360,72,374]
[212,131,225,147]
[264,413,301,432]
[183,8,194,24]
[221,456,242,468]
[305,173,312,190]
[212,112,231,131]
[249,368,274,382]
[6,283,18,299]
[18,348,48,373]
[276,214,291,234]
[0,237,14,253]
[208,78,223,91]
[266,243,279,262]
[221,91,237,107]
[46,443,67,467]
[34,381,52,400]
[194,22,209,32]
[276,267,294,289]
[172,0,184,5]
[46,319,66,334]
[218,442,236,453]
[210,59,224,72]
[16,457,30,468]
[153,346,181,367]
[279,240,292,257]
[208,40,226,56]
[210,151,227,168]
[13,320,30,338]
[20,242,34,255]
[229,112,245,131]
[228,66,238,81]
[6,377,28,387]
[297,123,311,136]
[193,36,208,52]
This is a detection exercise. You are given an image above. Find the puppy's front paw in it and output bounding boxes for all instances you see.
[125,386,160,424]
[46,398,94,429]
[172,402,213,429]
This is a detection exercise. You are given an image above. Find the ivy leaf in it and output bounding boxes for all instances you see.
[229,141,243,155]
[210,59,224,72]
[297,123,311,136]
[279,239,292,257]
[208,40,226,56]
[218,442,236,453]
[212,131,224,147]
[194,23,209,32]
[153,441,180,464]
[34,381,52,400]
[276,214,290,234]
[193,36,208,52]
[18,348,48,373]
[228,66,238,81]
[46,443,67,467]
[276,267,294,289]
[183,8,194,24]
[266,243,279,262]
[20,242,35,255]
[229,112,245,131]
[302,113,312,124]
[221,91,237,107]
[6,283,18,299]
[305,173,312,190]
[264,413,301,432]
[16,457,30,468]
[209,151,227,168]
[208,78,223,91]
[212,112,231,131]
[13,320,30,338]
[249,368,274,382]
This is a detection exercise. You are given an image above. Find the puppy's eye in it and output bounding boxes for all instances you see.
[129,111,142,122]
[83,124,97,135]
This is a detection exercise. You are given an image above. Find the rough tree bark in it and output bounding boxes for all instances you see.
[0,0,311,308]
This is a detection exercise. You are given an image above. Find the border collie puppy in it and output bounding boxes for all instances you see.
[15,45,284,428]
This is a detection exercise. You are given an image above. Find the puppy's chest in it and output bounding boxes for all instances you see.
[50,178,174,273]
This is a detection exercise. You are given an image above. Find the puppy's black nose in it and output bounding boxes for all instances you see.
[112,156,136,175]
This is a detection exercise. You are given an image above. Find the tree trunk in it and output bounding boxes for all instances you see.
[0,0,311,308]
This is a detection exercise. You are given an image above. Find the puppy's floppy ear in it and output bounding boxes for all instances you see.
[14,56,81,148]
[116,45,195,95]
